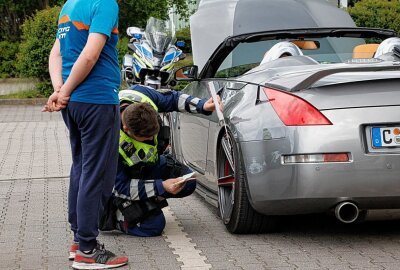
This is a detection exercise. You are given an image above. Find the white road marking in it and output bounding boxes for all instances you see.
[163,206,211,269]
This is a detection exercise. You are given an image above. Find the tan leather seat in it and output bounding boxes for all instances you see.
[291,40,318,50]
[352,44,379,59]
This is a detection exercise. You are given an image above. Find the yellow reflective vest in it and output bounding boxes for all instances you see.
[118,90,159,167]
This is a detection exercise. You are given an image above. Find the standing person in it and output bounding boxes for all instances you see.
[43,0,128,269]
[100,85,220,237]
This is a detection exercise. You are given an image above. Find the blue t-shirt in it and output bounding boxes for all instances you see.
[57,0,120,105]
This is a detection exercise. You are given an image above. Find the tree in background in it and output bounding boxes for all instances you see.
[16,6,61,96]
[0,0,63,42]
[348,0,360,7]
[0,0,192,83]
[0,0,64,80]
[1,0,192,42]
[10,0,400,91]
[348,0,400,33]
[176,27,191,53]
[0,41,19,78]
[119,0,191,32]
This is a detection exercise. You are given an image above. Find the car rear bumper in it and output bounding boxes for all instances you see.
[248,197,400,216]
[239,137,400,215]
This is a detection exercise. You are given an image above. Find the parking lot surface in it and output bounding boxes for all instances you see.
[1,104,400,270]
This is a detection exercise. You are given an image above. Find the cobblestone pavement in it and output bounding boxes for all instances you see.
[1,105,400,270]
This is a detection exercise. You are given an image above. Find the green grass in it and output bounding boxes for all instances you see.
[175,54,194,69]
[0,89,45,99]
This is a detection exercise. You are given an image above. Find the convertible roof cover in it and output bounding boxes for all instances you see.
[190,0,356,70]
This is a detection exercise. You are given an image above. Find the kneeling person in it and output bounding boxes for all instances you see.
[109,86,218,237]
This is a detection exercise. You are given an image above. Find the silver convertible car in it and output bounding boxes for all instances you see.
[170,0,400,233]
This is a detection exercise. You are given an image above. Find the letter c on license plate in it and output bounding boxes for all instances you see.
[372,127,400,148]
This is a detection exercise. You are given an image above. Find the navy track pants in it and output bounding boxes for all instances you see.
[62,102,119,251]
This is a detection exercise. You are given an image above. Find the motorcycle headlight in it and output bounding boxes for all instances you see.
[151,57,162,67]
[123,55,133,67]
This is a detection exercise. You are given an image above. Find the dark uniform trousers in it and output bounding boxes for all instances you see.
[116,155,196,237]
[62,101,120,251]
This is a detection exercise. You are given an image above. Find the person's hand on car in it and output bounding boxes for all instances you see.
[203,95,223,112]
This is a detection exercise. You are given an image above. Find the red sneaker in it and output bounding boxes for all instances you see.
[72,243,128,269]
[69,242,79,260]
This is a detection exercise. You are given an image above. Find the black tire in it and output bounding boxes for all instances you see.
[217,133,278,234]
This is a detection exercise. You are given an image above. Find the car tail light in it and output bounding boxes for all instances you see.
[283,153,350,164]
[263,87,332,126]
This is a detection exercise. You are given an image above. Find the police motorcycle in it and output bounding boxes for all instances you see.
[121,17,185,89]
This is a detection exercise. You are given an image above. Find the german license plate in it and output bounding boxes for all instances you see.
[371,127,400,148]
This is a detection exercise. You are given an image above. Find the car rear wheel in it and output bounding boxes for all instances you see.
[217,133,277,233]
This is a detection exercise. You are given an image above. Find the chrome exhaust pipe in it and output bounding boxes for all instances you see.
[335,201,359,223]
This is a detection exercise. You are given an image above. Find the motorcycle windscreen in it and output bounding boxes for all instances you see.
[145,17,176,53]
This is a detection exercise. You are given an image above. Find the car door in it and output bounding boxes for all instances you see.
[179,79,227,192]
[178,80,212,174]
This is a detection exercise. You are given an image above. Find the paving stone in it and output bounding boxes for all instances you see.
[319,265,351,270]
[2,105,400,269]
[19,254,46,268]
[375,263,400,270]
[239,264,266,270]
[267,267,298,270]
[207,261,242,269]
[369,254,398,264]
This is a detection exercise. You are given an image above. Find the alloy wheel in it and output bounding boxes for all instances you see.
[218,134,236,224]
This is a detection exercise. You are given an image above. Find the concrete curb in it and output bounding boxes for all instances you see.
[0,78,38,83]
[0,98,48,105]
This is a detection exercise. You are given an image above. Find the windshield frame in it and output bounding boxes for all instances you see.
[200,27,397,79]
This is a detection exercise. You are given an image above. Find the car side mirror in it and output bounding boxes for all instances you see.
[175,65,199,81]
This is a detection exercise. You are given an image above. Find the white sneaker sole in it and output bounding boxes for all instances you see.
[71,261,127,269]
[69,251,76,260]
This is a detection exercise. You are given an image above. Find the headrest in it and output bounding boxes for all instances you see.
[375,37,400,58]
[352,44,379,59]
[260,41,303,65]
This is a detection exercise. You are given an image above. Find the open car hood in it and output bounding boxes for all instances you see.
[191,0,357,71]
